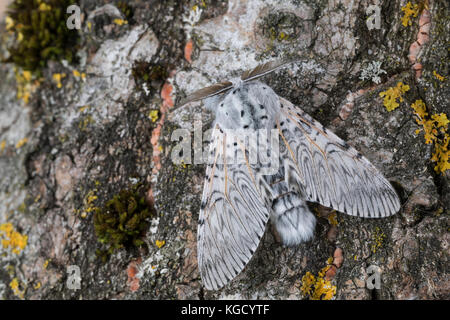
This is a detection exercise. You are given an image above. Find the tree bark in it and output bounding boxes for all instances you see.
[0,0,448,300]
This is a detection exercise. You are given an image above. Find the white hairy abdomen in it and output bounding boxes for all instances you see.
[265,170,316,245]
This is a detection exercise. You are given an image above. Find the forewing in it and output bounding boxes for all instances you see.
[277,97,400,218]
[198,124,271,290]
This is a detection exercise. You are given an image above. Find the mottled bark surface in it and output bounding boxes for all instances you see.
[0,0,448,300]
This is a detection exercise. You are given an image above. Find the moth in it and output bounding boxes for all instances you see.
[178,60,400,290]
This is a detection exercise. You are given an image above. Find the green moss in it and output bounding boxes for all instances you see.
[5,0,79,75]
[117,1,133,21]
[93,185,154,261]
[132,61,169,95]
[260,11,303,43]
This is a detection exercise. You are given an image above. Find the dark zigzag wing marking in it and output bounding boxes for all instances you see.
[278,97,400,218]
[198,124,271,290]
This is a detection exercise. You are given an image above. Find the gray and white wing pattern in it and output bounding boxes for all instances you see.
[276,97,400,218]
[197,123,271,290]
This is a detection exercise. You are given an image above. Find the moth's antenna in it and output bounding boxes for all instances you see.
[241,59,294,82]
[174,81,233,110]
[170,59,295,115]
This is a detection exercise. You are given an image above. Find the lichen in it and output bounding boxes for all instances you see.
[300,259,337,300]
[149,110,159,123]
[0,222,28,255]
[15,137,28,149]
[155,240,165,248]
[327,212,338,226]
[379,82,410,112]
[132,61,169,96]
[78,115,95,131]
[93,185,154,261]
[14,68,40,104]
[0,140,6,153]
[260,11,302,43]
[401,2,419,27]
[113,18,128,26]
[433,70,445,82]
[117,1,134,21]
[5,0,79,75]
[359,61,386,84]
[82,189,99,218]
[411,99,449,173]
[370,227,386,254]
[52,72,66,89]
[72,69,86,80]
[183,4,203,37]
[9,278,25,299]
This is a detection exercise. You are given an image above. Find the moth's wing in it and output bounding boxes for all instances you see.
[241,60,293,82]
[277,97,400,218]
[198,124,272,290]
[178,81,233,107]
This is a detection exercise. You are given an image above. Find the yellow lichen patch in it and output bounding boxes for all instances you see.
[15,68,39,104]
[0,140,6,153]
[326,257,334,265]
[73,70,86,80]
[401,2,419,27]
[155,240,165,248]
[300,260,337,300]
[83,189,99,215]
[149,110,159,123]
[411,99,428,120]
[370,227,386,254]
[78,105,90,113]
[0,223,28,254]
[379,82,410,112]
[9,278,25,299]
[5,16,14,31]
[113,19,128,26]
[15,138,28,149]
[278,31,289,41]
[327,212,338,226]
[411,100,449,173]
[431,135,449,173]
[22,71,32,82]
[52,73,66,89]
[78,115,94,131]
[38,2,52,11]
[433,70,445,82]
